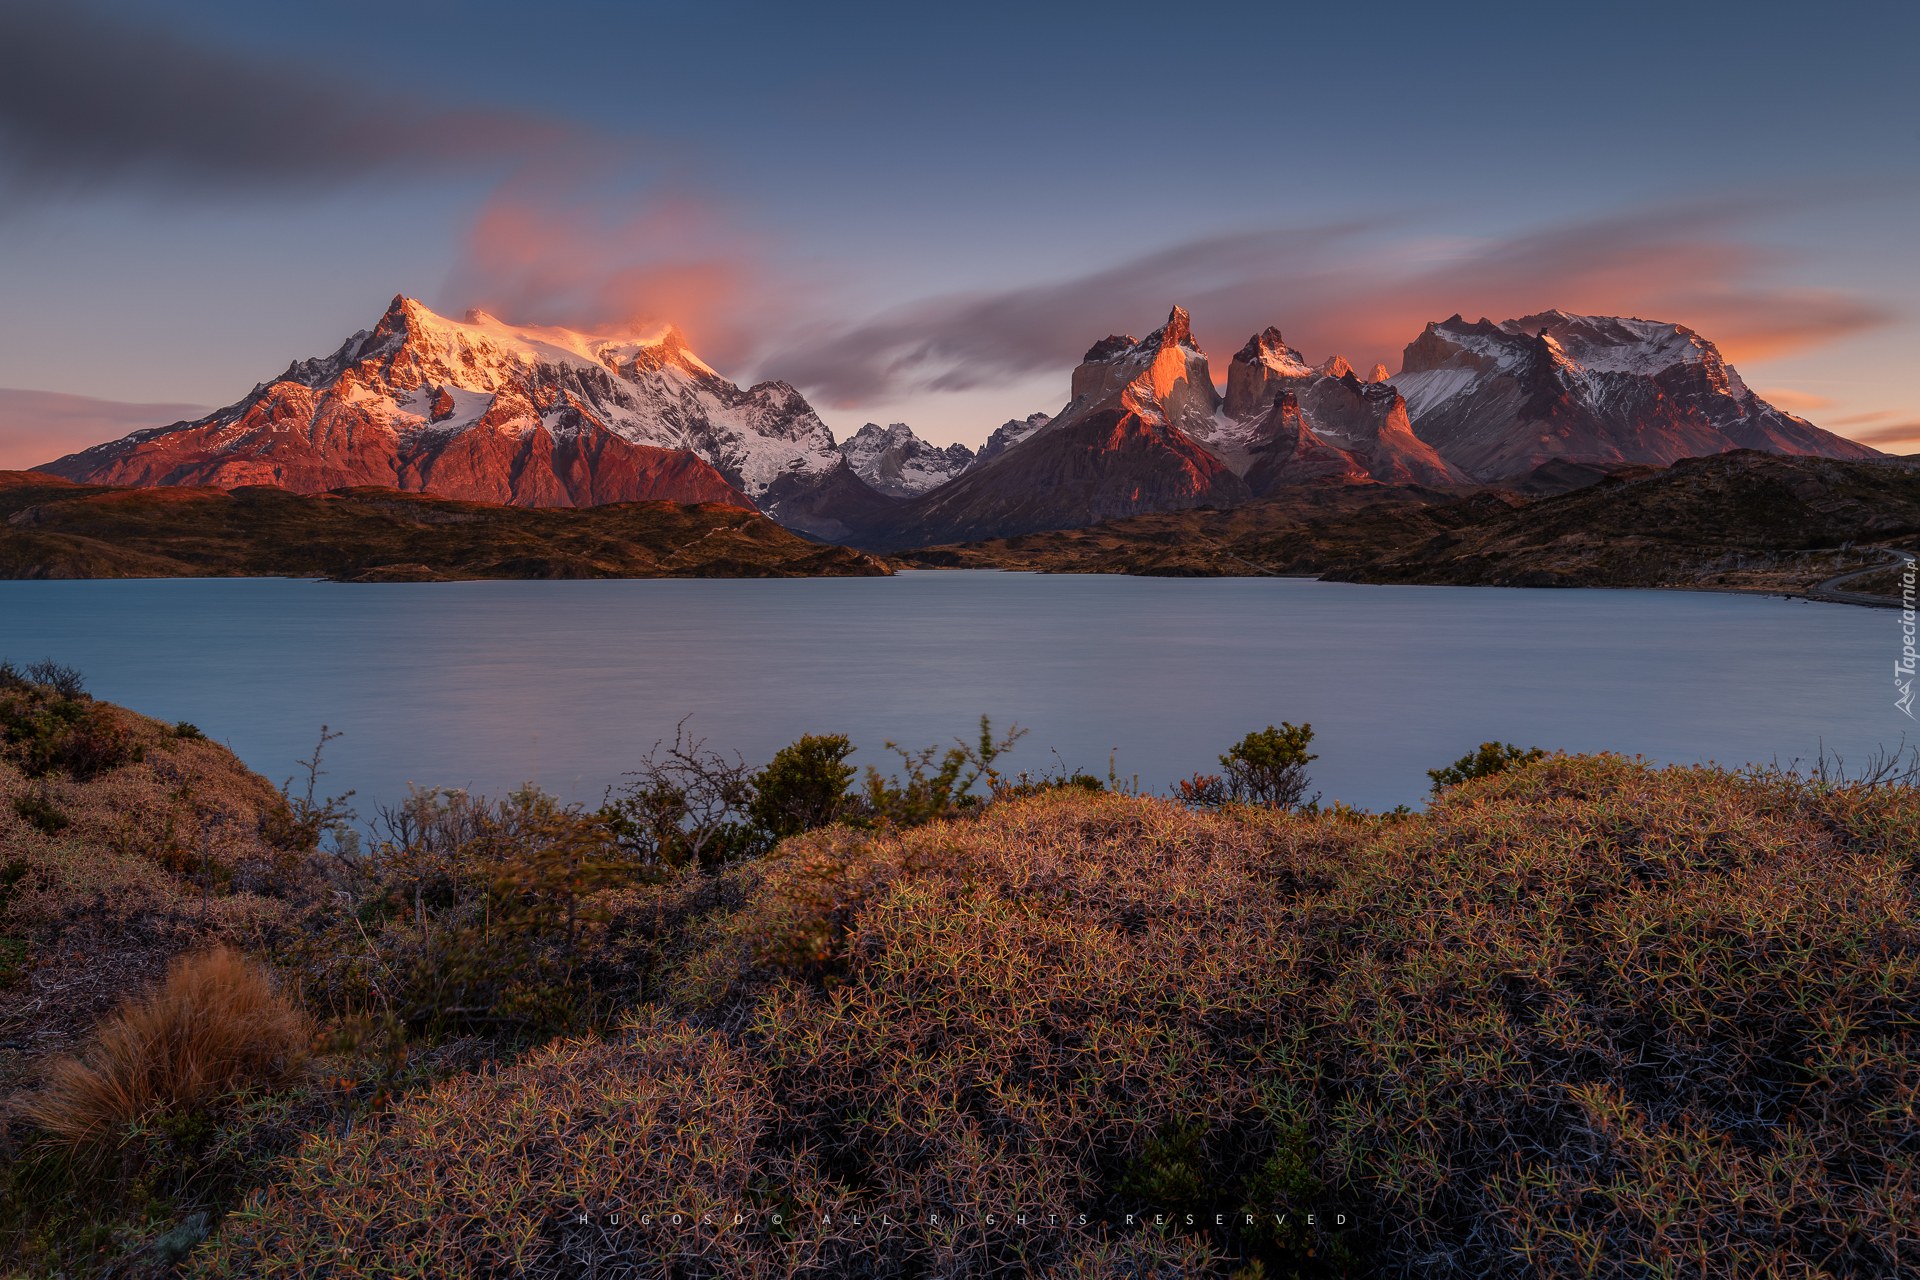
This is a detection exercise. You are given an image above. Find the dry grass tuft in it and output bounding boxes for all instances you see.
[17,947,311,1149]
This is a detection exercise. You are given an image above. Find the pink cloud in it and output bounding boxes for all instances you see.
[1844,421,1920,445]
[1755,388,1837,413]
[0,388,212,470]
[439,189,774,371]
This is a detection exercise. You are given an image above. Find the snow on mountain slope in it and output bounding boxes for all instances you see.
[39,296,845,508]
[1388,310,1878,480]
[836,422,975,497]
[968,413,1052,468]
[1192,326,1466,485]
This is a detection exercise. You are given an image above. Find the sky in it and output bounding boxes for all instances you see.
[0,0,1915,468]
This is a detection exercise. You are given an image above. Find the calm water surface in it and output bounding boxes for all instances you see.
[0,572,1905,815]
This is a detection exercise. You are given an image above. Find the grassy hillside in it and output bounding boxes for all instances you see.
[0,472,891,580]
[3,683,1917,1276]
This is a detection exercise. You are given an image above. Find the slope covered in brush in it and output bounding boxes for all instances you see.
[0,471,890,580]
[1328,449,1920,590]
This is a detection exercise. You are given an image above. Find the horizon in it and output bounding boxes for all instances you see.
[0,0,1915,467]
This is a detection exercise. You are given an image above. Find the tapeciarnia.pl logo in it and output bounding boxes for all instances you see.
[1898,555,1916,719]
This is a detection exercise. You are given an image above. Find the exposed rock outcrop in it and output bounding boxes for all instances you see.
[1196,329,1468,486]
[855,308,1247,550]
[1221,327,1314,422]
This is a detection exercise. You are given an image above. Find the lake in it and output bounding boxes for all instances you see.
[0,572,1906,817]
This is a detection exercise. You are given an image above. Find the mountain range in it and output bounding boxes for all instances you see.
[38,296,1880,552]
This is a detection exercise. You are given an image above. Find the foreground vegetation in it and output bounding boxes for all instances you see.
[3,670,1918,1276]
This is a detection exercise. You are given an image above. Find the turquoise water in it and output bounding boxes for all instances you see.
[0,571,1905,815]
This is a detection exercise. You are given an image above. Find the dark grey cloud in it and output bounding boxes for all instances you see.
[0,1,575,200]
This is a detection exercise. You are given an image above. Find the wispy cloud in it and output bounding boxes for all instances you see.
[1844,421,1920,445]
[765,198,1895,406]
[0,1,576,202]
[0,388,211,470]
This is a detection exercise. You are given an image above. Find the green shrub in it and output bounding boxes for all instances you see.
[1219,722,1317,809]
[0,696,141,780]
[257,727,357,854]
[747,732,856,839]
[172,722,206,741]
[855,715,1025,827]
[1426,740,1546,794]
[600,722,761,869]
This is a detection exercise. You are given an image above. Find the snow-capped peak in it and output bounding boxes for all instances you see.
[836,422,975,497]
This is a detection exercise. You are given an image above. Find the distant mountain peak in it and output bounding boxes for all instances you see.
[1144,305,1201,353]
[38,294,846,509]
[969,413,1052,468]
[837,421,974,497]
[1232,327,1299,367]
[1389,307,1879,478]
[1081,334,1138,363]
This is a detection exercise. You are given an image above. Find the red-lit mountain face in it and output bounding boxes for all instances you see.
[37,297,855,509]
[1387,310,1879,481]
[854,308,1251,550]
[39,296,1881,548]
[841,314,1469,549]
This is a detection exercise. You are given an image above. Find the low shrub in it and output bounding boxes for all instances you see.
[600,717,1027,869]
[16,947,311,1151]
[21,659,86,700]
[0,936,24,988]
[280,785,743,1047]
[1426,740,1546,794]
[854,714,1026,827]
[747,732,856,838]
[10,792,69,836]
[200,757,1920,1278]
[1220,722,1317,809]
[0,692,142,781]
